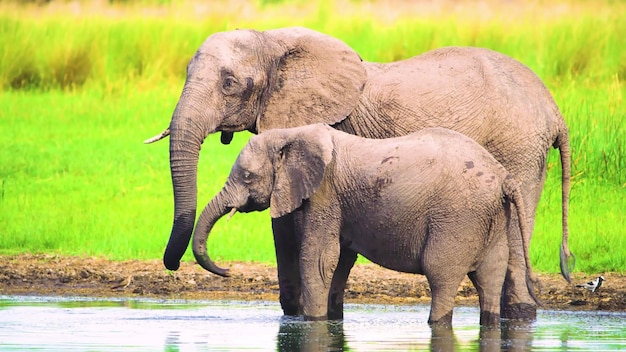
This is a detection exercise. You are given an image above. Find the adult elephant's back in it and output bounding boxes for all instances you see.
[336,45,573,281]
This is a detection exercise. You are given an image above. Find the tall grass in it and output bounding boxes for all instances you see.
[0,0,624,273]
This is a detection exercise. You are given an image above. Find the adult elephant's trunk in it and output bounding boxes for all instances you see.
[162,97,214,271]
[192,191,232,277]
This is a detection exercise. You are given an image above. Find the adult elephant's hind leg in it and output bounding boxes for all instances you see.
[501,177,542,321]
[327,248,357,320]
[272,213,302,316]
[501,258,537,320]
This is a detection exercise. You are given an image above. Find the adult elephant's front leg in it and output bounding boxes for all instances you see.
[272,213,302,316]
[327,248,357,320]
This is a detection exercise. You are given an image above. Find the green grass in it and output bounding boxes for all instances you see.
[0,89,275,264]
[0,0,624,274]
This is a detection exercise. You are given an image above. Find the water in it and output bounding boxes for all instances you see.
[0,296,624,351]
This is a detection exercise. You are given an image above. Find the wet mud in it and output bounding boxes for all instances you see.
[1,254,623,312]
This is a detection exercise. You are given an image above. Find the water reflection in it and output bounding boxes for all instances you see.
[430,324,457,351]
[476,321,534,352]
[277,318,346,351]
[428,321,536,352]
[274,318,536,352]
[0,296,624,351]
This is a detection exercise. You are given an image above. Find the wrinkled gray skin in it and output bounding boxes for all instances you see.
[147,27,573,320]
[192,125,539,325]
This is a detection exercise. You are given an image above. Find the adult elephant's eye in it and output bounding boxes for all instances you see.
[242,170,253,183]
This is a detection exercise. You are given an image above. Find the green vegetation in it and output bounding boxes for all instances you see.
[0,0,624,273]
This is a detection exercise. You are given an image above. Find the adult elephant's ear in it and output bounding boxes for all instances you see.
[270,125,334,218]
[259,27,367,132]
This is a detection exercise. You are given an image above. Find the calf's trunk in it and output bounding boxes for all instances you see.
[192,191,232,277]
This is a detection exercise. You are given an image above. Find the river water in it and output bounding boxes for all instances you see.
[0,296,623,351]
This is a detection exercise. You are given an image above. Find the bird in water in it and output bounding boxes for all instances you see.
[576,276,605,293]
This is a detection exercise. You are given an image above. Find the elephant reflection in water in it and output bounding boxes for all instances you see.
[277,320,345,352]
[431,321,534,352]
[274,318,534,351]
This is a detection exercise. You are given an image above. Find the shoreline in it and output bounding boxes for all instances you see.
[1,254,623,312]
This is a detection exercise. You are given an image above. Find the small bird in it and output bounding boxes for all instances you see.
[576,276,605,293]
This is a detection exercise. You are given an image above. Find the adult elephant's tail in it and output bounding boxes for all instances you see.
[555,125,575,283]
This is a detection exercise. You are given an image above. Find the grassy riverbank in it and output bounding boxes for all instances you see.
[0,0,624,273]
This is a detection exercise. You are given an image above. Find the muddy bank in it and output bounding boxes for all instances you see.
[0,254,623,312]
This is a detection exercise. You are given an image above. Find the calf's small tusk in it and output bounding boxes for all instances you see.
[227,208,237,221]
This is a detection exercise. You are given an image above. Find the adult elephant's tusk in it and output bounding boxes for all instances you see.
[143,128,171,144]
[227,208,237,221]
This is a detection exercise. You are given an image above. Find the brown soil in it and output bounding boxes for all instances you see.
[1,254,624,312]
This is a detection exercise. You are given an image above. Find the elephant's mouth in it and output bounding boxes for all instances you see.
[235,199,269,213]
[220,131,234,145]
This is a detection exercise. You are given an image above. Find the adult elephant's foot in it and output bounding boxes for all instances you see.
[280,297,302,316]
[278,280,303,316]
[501,302,536,320]
[501,269,537,321]
[327,291,344,320]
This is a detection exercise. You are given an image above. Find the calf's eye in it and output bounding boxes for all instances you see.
[222,76,239,94]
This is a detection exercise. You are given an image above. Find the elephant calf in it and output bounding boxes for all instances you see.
[192,124,538,326]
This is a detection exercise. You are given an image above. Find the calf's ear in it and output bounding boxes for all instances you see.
[270,126,333,218]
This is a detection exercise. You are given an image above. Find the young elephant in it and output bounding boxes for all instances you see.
[192,124,537,326]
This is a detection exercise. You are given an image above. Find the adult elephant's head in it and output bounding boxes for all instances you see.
[146,27,366,271]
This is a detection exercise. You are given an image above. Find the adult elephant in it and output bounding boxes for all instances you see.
[146,26,573,320]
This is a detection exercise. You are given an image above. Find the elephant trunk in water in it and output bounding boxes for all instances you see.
[162,98,215,271]
[192,191,232,277]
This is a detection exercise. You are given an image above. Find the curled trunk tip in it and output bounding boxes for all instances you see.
[194,252,231,277]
